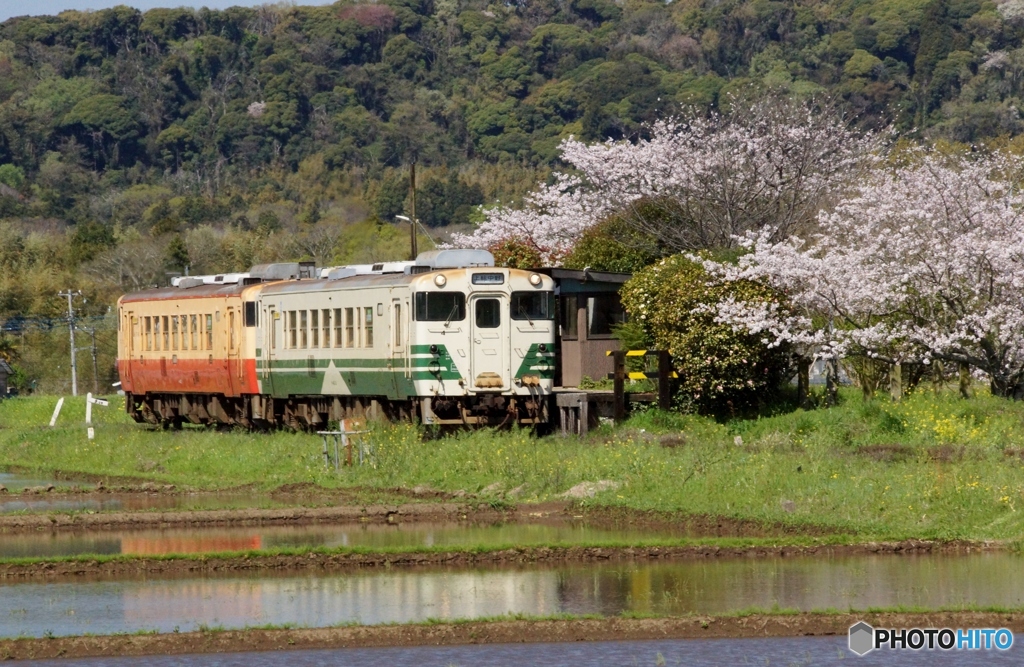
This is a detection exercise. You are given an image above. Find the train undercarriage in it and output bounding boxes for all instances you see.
[126,391,550,430]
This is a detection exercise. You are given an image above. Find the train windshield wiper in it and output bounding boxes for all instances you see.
[444,302,459,328]
[518,304,533,326]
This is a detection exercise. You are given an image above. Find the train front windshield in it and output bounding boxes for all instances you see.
[510,292,555,320]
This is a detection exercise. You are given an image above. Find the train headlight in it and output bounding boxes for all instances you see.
[434,274,447,287]
[529,273,542,286]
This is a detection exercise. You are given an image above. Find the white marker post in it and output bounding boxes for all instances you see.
[49,397,64,427]
[85,393,109,440]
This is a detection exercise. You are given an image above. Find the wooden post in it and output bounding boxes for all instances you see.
[890,362,903,403]
[959,362,971,399]
[612,350,626,423]
[657,350,672,411]
[932,360,944,395]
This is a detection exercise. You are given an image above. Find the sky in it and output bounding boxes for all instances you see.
[0,0,335,22]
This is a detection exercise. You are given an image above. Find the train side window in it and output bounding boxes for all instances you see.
[206,314,213,350]
[162,316,170,350]
[154,316,162,351]
[286,311,295,349]
[172,316,180,351]
[345,308,355,348]
[394,304,402,347]
[333,308,342,347]
[300,310,308,349]
[181,316,188,350]
[229,311,236,350]
[145,316,152,351]
[190,315,198,350]
[311,310,319,348]
[244,301,257,327]
[322,309,331,349]
[364,307,373,347]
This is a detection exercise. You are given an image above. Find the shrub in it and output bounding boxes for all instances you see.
[619,254,792,416]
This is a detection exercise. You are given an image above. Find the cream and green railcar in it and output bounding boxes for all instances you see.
[252,250,556,427]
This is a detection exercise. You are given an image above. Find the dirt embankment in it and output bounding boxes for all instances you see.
[0,539,991,581]
[3,612,1023,660]
[0,501,492,532]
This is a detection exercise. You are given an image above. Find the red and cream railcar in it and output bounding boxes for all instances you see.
[117,281,262,426]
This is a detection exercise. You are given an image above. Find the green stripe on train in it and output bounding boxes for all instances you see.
[514,344,556,380]
[259,344,463,398]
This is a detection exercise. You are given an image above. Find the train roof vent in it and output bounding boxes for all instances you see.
[320,261,415,276]
[414,249,494,270]
[326,267,358,281]
[171,273,249,286]
[298,261,316,279]
[249,263,300,281]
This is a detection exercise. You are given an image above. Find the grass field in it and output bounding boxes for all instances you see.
[2,389,1024,541]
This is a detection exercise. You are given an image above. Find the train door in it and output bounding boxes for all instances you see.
[226,306,240,395]
[389,297,408,397]
[122,308,135,389]
[469,294,510,390]
[261,305,276,394]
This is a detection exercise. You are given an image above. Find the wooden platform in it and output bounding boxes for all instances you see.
[553,388,657,436]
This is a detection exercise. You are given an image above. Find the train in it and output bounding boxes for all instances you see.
[116,249,557,429]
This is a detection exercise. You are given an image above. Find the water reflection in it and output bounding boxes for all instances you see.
[0,522,678,559]
[3,552,1024,638]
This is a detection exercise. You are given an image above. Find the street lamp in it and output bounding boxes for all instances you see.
[395,215,417,261]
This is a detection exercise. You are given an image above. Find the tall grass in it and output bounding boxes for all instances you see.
[3,388,1024,540]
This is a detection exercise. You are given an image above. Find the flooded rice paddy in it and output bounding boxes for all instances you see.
[3,552,1023,638]
[0,472,64,493]
[0,522,678,559]
[10,636,1023,667]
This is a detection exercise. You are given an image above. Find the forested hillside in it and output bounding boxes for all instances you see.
[3,0,1024,391]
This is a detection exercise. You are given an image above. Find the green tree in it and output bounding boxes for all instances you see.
[619,255,793,416]
[0,164,24,189]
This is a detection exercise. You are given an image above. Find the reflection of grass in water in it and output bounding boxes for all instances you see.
[6,389,1024,540]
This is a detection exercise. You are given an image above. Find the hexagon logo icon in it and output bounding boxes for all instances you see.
[849,621,875,656]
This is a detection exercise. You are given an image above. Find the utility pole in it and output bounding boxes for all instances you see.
[58,290,83,396]
[409,161,418,261]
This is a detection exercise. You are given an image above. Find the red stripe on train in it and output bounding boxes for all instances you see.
[120,357,258,396]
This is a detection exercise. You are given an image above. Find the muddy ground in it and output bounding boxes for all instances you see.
[0,539,992,581]
[0,484,997,580]
[2,612,1022,660]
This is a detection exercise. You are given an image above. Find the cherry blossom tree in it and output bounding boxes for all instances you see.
[704,149,1024,398]
[451,95,879,262]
